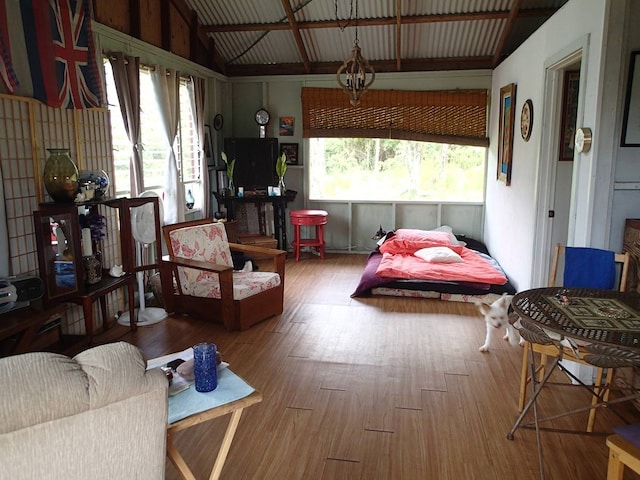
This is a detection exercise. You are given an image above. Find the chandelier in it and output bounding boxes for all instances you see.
[335,0,375,106]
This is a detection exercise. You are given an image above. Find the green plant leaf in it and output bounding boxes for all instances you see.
[276,153,287,178]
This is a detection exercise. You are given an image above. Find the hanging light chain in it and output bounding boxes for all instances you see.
[335,0,354,31]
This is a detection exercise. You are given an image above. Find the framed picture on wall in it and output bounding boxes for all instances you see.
[621,51,640,146]
[279,117,294,136]
[280,142,299,165]
[559,70,580,160]
[203,124,214,166]
[497,83,516,186]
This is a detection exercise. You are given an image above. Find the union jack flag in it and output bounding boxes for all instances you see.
[20,0,104,109]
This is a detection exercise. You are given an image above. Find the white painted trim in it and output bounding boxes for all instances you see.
[531,35,590,287]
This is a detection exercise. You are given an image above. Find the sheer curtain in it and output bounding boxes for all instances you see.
[109,53,143,196]
[187,76,210,216]
[151,66,183,224]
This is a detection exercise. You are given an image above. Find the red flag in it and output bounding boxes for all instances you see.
[0,2,19,92]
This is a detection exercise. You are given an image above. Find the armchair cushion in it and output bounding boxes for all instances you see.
[167,222,234,267]
[168,222,281,301]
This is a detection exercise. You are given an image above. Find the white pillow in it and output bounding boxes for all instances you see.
[414,246,464,264]
[434,225,467,247]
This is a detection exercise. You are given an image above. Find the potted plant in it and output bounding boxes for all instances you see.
[276,152,287,194]
[221,151,235,196]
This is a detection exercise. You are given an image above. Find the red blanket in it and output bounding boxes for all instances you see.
[374,228,508,285]
[376,246,508,285]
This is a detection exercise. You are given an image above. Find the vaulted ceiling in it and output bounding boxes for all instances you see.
[95,0,570,77]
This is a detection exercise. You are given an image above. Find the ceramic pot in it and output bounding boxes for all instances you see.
[43,148,79,202]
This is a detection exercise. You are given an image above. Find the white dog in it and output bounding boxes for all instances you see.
[474,294,523,352]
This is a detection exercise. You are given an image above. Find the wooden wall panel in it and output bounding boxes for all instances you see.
[140,0,163,50]
[170,2,190,60]
[93,0,130,34]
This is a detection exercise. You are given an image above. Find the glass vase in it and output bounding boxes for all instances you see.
[43,148,79,202]
[278,177,286,195]
[78,170,110,200]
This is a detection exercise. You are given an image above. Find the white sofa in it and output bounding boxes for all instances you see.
[0,342,168,479]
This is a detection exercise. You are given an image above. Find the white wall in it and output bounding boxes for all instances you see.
[486,0,640,290]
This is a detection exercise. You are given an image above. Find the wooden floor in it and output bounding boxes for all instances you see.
[94,253,640,480]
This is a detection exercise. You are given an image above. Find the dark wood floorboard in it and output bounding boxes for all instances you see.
[92,253,640,480]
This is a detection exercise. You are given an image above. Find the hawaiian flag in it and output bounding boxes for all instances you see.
[1,0,104,109]
[0,3,19,92]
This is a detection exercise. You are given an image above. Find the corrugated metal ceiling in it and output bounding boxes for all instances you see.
[186,0,569,76]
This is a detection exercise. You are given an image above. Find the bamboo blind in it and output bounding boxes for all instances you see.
[301,87,489,147]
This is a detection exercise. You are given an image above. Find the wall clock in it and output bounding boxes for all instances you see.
[213,113,223,131]
[520,99,533,141]
[255,108,270,138]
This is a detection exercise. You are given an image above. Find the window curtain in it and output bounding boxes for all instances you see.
[151,66,183,224]
[187,76,210,217]
[108,53,144,196]
[301,87,489,147]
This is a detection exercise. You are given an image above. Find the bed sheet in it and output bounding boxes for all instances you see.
[351,236,516,298]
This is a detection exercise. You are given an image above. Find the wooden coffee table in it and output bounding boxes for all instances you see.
[149,351,263,480]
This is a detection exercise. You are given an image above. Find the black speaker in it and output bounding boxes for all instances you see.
[223,138,278,190]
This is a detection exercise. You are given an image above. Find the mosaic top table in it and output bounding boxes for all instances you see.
[508,287,640,479]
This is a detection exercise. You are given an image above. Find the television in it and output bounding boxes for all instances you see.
[223,138,279,191]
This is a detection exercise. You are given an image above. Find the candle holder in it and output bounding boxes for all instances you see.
[83,252,102,285]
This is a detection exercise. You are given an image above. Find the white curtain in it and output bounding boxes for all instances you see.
[187,76,210,217]
[151,66,183,224]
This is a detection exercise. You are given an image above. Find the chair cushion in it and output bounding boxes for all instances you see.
[168,222,234,267]
[180,271,281,300]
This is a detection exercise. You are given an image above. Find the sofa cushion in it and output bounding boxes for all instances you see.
[0,342,165,433]
[0,342,168,480]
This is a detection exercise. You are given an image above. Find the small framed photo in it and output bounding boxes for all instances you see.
[559,71,580,160]
[279,116,294,136]
[280,142,299,165]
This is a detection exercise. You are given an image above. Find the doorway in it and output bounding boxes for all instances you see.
[531,38,588,287]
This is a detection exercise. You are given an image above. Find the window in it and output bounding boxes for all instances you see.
[309,138,486,202]
[104,60,202,209]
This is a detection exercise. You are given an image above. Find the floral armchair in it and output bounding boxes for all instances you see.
[160,218,286,331]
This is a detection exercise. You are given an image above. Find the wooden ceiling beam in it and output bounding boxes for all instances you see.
[281,0,311,73]
[202,8,558,33]
[492,0,522,67]
[160,0,171,52]
[129,0,141,38]
[225,56,494,77]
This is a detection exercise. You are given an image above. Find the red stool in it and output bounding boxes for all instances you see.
[289,209,328,261]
